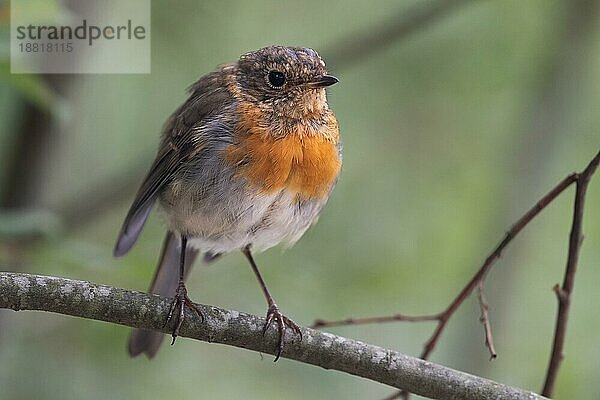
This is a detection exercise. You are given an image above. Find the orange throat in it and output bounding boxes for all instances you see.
[226,102,341,200]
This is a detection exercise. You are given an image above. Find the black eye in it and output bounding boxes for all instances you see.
[267,70,286,88]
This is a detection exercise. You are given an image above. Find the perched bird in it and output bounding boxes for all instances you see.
[114,45,341,361]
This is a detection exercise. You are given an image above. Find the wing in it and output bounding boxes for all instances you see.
[113,69,235,257]
[113,145,179,256]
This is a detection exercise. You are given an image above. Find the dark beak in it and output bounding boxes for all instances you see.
[308,74,339,88]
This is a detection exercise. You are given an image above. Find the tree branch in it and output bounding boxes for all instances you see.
[0,271,546,400]
[541,149,600,396]
[312,170,582,353]
[313,149,600,399]
[477,281,497,360]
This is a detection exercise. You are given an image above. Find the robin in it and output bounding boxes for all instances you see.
[114,45,341,361]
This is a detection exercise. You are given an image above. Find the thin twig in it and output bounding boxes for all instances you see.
[541,150,600,396]
[477,281,497,360]
[314,170,580,357]
[0,272,548,400]
[314,150,600,399]
[312,313,439,328]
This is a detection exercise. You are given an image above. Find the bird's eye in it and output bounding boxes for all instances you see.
[267,70,286,88]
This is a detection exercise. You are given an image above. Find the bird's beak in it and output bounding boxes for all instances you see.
[307,74,339,88]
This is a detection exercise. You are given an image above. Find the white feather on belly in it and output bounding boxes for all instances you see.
[167,189,324,254]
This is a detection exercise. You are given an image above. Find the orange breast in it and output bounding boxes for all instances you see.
[226,103,341,200]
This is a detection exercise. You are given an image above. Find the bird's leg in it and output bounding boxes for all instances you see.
[242,245,302,361]
[166,235,203,344]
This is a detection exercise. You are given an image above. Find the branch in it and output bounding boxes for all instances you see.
[477,281,497,360]
[313,150,600,399]
[313,170,582,350]
[541,150,600,396]
[0,272,546,400]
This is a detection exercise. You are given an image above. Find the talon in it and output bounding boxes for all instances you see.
[165,298,178,328]
[165,283,204,345]
[185,297,204,323]
[263,309,276,336]
[262,304,302,362]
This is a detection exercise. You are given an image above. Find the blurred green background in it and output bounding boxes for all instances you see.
[1,0,599,399]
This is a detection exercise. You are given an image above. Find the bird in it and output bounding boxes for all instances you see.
[113,45,341,361]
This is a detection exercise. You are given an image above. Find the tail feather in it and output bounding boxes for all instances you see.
[128,231,198,358]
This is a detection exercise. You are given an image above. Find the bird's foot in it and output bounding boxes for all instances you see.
[165,283,203,345]
[262,303,302,362]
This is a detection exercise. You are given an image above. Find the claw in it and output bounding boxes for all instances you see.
[262,303,302,362]
[262,310,276,336]
[165,283,203,345]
